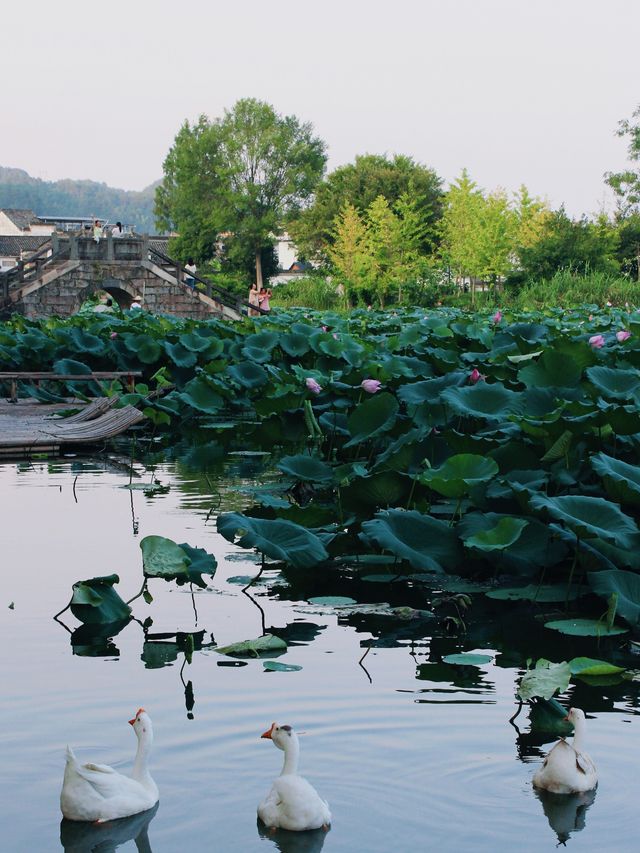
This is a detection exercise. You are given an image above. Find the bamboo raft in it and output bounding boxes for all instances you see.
[0,397,145,457]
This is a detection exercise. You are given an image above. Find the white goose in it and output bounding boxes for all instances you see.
[532,708,598,794]
[60,708,159,822]
[258,722,331,832]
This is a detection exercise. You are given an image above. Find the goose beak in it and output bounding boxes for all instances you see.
[261,722,276,739]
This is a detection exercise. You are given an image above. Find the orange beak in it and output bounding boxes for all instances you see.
[261,722,276,739]
[129,707,145,726]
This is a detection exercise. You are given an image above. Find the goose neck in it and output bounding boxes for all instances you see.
[571,716,587,752]
[280,734,300,776]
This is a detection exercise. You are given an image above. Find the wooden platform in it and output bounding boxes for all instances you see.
[0,397,146,457]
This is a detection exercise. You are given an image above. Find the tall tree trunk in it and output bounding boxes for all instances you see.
[255,250,263,289]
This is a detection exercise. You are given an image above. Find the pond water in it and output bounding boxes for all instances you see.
[1,447,639,853]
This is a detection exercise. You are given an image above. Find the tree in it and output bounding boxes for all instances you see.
[518,208,619,279]
[439,169,485,295]
[605,105,640,216]
[289,154,443,262]
[475,190,517,285]
[155,99,327,285]
[328,203,374,306]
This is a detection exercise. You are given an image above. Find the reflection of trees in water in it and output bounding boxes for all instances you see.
[534,788,597,846]
[60,801,159,852]
[257,819,328,853]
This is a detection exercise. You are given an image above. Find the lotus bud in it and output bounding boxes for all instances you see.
[589,334,605,348]
[361,379,382,394]
[305,377,322,395]
[616,329,631,342]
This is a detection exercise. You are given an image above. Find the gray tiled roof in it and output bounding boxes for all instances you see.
[0,208,43,230]
[0,235,50,256]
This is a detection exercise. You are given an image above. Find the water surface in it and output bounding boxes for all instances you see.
[1,454,638,852]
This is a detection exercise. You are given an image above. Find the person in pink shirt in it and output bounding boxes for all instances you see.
[258,286,272,312]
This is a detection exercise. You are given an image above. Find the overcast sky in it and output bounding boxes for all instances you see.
[2,0,638,215]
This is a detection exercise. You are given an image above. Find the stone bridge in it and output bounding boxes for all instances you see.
[0,235,250,321]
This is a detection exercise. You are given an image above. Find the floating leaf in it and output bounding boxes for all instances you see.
[308,596,357,606]
[486,584,587,602]
[442,653,492,666]
[215,633,287,657]
[263,660,303,672]
[544,618,627,637]
[518,659,571,701]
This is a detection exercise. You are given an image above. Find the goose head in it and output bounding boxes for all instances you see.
[261,722,297,751]
[564,708,585,725]
[129,708,153,741]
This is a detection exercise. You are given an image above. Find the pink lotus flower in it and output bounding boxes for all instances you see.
[492,310,502,324]
[361,379,382,394]
[589,334,605,348]
[321,326,328,332]
[588,315,593,321]
[468,368,486,384]
[305,377,322,395]
[616,329,631,342]
[333,333,339,340]
[110,331,118,339]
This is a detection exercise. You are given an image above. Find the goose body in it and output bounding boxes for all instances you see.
[532,708,597,794]
[258,723,331,832]
[60,709,159,822]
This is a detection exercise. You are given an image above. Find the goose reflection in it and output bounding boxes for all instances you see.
[534,788,596,846]
[60,801,158,852]
[257,819,328,853]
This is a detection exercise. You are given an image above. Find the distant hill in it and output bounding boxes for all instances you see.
[0,167,159,233]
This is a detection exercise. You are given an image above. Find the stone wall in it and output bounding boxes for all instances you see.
[14,260,228,320]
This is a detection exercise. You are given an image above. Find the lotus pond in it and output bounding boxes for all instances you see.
[2,305,640,851]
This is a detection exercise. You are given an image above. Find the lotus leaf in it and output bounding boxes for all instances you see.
[441,384,524,419]
[588,570,640,626]
[164,341,198,367]
[215,633,287,657]
[346,392,399,444]
[591,453,640,506]
[442,653,492,666]
[226,361,268,389]
[486,584,587,602]
[308,596,357,606]
[180,376,225,413]
[463,517,528,551]
[53,357,92,375]
[517,659,571,701]
[216,512,329,568]
[529,494,640,549]
[277,455,335,484]
[120,334,162,363]
[280,333,310,356]
[568,657,625,676]
[544,618,627,637]
[397,372,467,406]
[518,350,583,388]
[361,509,462,572]
[420,454,499,499]
[70,574,132,625]
[586,366,640,399]
[263,660,303,672]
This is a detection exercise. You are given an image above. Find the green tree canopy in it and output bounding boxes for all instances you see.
[605,105,640,216]
[289,153,443,262]
[155,99,327,285]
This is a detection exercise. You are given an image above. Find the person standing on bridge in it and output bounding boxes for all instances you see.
[111,222,124,237]
[93,220,103,242]
[184,258,197,287]
[258,285,272,313]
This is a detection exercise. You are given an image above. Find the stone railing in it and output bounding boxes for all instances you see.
[51,234,150,262]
